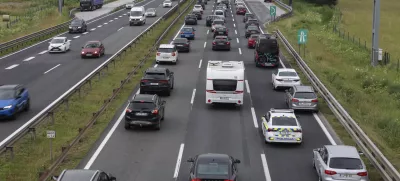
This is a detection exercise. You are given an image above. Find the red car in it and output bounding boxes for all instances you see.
[81,41,105,58]
[236,7,246,15]
[248,34,259,48]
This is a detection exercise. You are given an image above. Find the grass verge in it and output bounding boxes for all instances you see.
[266,0,400,180]
[0,0,193,180]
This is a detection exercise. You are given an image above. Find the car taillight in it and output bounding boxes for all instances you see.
[324,170,337,175]
[141,79,148,83]
[191,179,201,181]
[226,42,230,45]
[312,99,318,102]
[206,90,216,93]
[126,109,132,113]
[267,128,273,132]
[234,90,243,94]
[172,52,176,56]
[276,79,283,81]
[357,172,368,176]
[192,32,195,34]
[159,80,168,83]
[292,98,299,102]
[156,52,160,56]
[212,42,216,45]
[180,32,184,34]
[152,109,158,114]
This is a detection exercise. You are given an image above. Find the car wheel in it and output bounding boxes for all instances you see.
[171,81,174,89]
[154,120,161,130]
[161,111,165,120]
[165,90,171,96]
[124,122,130,129]
[24,99,30,111]
[312,159,316,168]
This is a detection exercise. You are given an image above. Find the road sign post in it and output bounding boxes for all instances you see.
[270,6,276,21]
[47,130,56,161]
[297,29,308,57]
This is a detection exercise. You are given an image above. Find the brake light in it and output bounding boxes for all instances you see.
[126,109,132,113]
[357,172,368,176]
[180,32,184,34]
[226,42,230,45]
[172,52,176,56]
[152,109,158,114]
[159,80,168,83]
[141,80,149,83]
[312,99,318,102]
[206,90,216,93]
[156,52,160,56]
[224,180,233,181]
[267,128,273,132]
[192,32,195,34]
[185,43,189,46]
[212,42,216,45]
[324,170,337,175]
[234,90,243,94]
[292,98,299,102]
[191,179,201,181]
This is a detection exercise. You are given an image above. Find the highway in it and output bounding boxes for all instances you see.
[79,0,338,181]
[0,0,178,139]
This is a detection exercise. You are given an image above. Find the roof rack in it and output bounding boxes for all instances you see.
[270,108,294,113]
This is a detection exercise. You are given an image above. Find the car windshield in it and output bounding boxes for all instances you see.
[158,48,175,52]
[51,38,65,44]
[71,21,82,26]
[0,89,14,99]
[130,102,155,110]
[329,157,363,170]
[294,92,317,99]
[248,20,258,23]
[130,11,142,16]
[182,27,193,32]
[196,163,229,176]
[215,11,223,15]
[271,116,297,126]
[213,21,224,25]
[195,5,201,8]
[84,43,100,48]
[174,38,187,43]
[215,37,227,41]
[144,72,166,79]
[278,71,297,77]
[187,15,196,18]
[146,8,155,12]
[247,26,258,30]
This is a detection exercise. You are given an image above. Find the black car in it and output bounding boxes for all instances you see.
[140,67,174,96]
[206,15,218,26]
[245,25,260,38]
[173,38,191,52]
[69,19,87,33]
[185,14,198,25]
[243,13,255,23]
[193,11,202,20]
[52,169,116,181]
[213,26,228,38]
[245,18,259,29]
[254,34,280,67]
[124,94,166,130]
[187,153,241,181]
[212,36,231,51]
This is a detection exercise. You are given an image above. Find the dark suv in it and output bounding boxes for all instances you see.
[124,94,166,130]
[140,67,174,96]
[254,34,280,67]
[245,18,259,29]
[185,14,198,25]
[69,19,87,33]
[213,26,228,38]
[53,169,116,181]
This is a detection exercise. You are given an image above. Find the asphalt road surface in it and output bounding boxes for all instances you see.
[0,0,178,140]
[79,1,338,181]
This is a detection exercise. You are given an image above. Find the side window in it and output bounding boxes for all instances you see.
[266,112,270,121]
[166,69,170,76]
[98,172,109,181]
[155,96,160,106]
[289,88,294,95]
[322,149,328,164]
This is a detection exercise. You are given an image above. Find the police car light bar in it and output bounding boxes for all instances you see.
[270,108,294,113]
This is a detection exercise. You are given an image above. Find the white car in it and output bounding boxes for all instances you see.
[48,37,71,53]
[272,68,301,90]
[156,44,179,64]
[261,109,302,144]
[163,0,172,7]
[145,8,157,16]
[125,2,135,9]
[193,5,203,13]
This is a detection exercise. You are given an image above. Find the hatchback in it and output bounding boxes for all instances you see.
[236,7,246,15]
[156,44,179,64]
[213,26,228,38]
[180,27,196,40]
[211,19,225,32]
[247,34,259,48]
[173,38,190,52]
[245,25,260,38]
[212,36,231,51]
[285,85,319,112]
[81,41,105,58]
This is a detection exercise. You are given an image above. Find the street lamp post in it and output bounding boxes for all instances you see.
[371,0,380,66]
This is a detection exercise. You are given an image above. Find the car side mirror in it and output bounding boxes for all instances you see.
[234,159,241,163]
[187,158,194,162]
[358,151,364,155]
[52,176,59,180]
[81,46,84,48]
[16,95,22,99]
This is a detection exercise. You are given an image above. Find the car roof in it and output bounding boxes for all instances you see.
[278,68,296,72]
[197,153,230,163]
[325,145,361,159]
[60,169,98,181]
[215,36,228,39]
[0,84,19,90]
[53,37,67,40]
[159,44,175,48]
[132,94,156,102]
[146,67,167,73]
[86,41,101,44]
[293,85,314,92]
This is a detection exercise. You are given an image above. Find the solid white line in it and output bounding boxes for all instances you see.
[154,64,158,68]
[313,113,337,145]
[204,42,207,48]
[207,30,209,34]
[83,32,89,35]
[90,28,96,31]
[136,89,140,95]
[238,48,242,54]
[236,38,239,43]
[251,107,258,128]
[245,80,250,93]
[114,17,118,19]
[233,23,236,27]
[190,89,196,104]
[104,22,108,24]
[235,30,237,34]
[5,64,19,70]
[173,144,185,178]
[97,25,102,27]
[119,15,122,17]
[198,59,202,69]
[43,64,61,74]
[232,14,234,17]
[73,36,80,39]
[109,20,113,22]
[170,23,184,44]
[23,56,35,61]
[118,27,124,31]
[261,154,272,181]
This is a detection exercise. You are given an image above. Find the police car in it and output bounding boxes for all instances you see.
[261,108,302,144]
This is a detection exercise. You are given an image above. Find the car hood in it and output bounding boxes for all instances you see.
[49,43,64,47]
[0,99,14,107]
[82,48,100,52]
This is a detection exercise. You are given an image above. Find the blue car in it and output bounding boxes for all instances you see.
[180,27,196,40]
[0,84,30,119]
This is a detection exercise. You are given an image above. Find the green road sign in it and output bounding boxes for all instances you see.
[297,29,308,44]
[270,6,276,16]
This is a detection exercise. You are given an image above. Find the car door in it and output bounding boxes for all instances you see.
[272,69,278,83]
[189,156,198,179]
[100,43,105,53]
[317,148,329,177]
[286,88,294,105]
[14,87,25,111]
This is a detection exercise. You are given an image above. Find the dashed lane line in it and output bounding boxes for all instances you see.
[38,50,47,55]
[5,64,19,70]
[73,36,80,39]
[23,57,35,61]
[43,64,61,74]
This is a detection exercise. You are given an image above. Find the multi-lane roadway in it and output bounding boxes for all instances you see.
[78,1,342,181]
[0,0,179,140]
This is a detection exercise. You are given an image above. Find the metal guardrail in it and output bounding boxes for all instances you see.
[270,1,400,180]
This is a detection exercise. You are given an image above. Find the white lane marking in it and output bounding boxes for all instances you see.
[198,59,202,69]
[109,20,113,22]
[90,28,96,31]
[233,23,236,27]
[104,22,108,24]
[236,38,239,43]
[123,13,126,15]
[154,64,158,68]
[97,25,102,27]
[261,154,272,181]
[235,30,237,34]
[170,23,185,44]
[173,144,185,178]
[314,113,337,145]
[238,48,242,55]
[251,107,258,128]
[245,80,250,93]
[118,27,124,31]
[38,50,48,55]
[5,64,19,70]
[44,64,61,74]
[119,16,122,17]
[232,18,235,22]
[23,56,35,61]
[207,30,209,34]
[114,18,118,19]
[204,42,207,48]
[190,89,196,105]
[83,32,89,35]
[231,14,234,17]
[136,89,140,95]
[73,36,80,39]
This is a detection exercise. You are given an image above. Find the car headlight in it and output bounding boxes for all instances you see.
[94,51,98,54]
[69,26,72,28]
[78,26,81,28]
[4,105,12,109]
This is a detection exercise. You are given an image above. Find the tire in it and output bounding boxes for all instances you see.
[24,99,30,111]
[161,111,165,120]
[154,120,161,130]
[124,122,130,129]
[165,90,171,96]
[140,89,144,94]
[171,81,174,89]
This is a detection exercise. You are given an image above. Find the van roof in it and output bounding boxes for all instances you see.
[130,6,144,10]
[207,60,244,80]
[159,44,175,48]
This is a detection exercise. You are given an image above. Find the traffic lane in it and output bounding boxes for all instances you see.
[244,0,270,23]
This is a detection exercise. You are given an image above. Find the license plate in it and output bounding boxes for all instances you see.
[185,35,190,37]
[86,54,92,56]
[300,103,311,106]
[339,174,352,177]
[150,83,159,85]
[163,57,169,59]
[177,45,183,46]
[218,32,223,34]
[279,131,290,135]
[218,43,224,45]
[220,97,229,100]
[135,113,148,116]
[276,137,294,140]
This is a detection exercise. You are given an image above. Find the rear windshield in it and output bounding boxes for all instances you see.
[279,71,297,77]
[248,20,258,23]
[187,15,196,18]
[213,80,237,91]
[195,5,202,8]
[196,163,229,176]
[271,117,297,126]
[182,28,193,32]
[213,20,224,25]
[247,26,258,30]
[130,102,155,110]
[257,39,278,53]
[158,48,174,53]
[329,158,363,170]
[174,39,187,43]
[144,72,166,79]
[215,11,223,15]
[294,92,316,99]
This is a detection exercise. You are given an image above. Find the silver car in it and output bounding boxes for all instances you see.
[285,85,319,112]
[145,8,157,17]
[313,145,369,181]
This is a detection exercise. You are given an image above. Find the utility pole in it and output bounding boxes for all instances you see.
[371,0,380,66]
[288,0,292,6]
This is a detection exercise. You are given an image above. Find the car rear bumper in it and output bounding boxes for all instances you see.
[141,86,170,92]
[212,44,230,49]
[274,81,301,88]
[265,136,302,143]
[256,61,279,67]
[180,34,194,39]
[206,97,243,105]
[291,105,318,111]
[125,118,159,126]
[248,42,255,47]
[156,57,177,62]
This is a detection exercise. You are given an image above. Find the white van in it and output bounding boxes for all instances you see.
[206,61,244,106]
[129,6,146,26]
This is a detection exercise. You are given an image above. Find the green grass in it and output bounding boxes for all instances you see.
[267,0,400,180]
[0,0,194,180]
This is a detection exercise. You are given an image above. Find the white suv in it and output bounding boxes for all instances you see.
[156,44,179,64]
